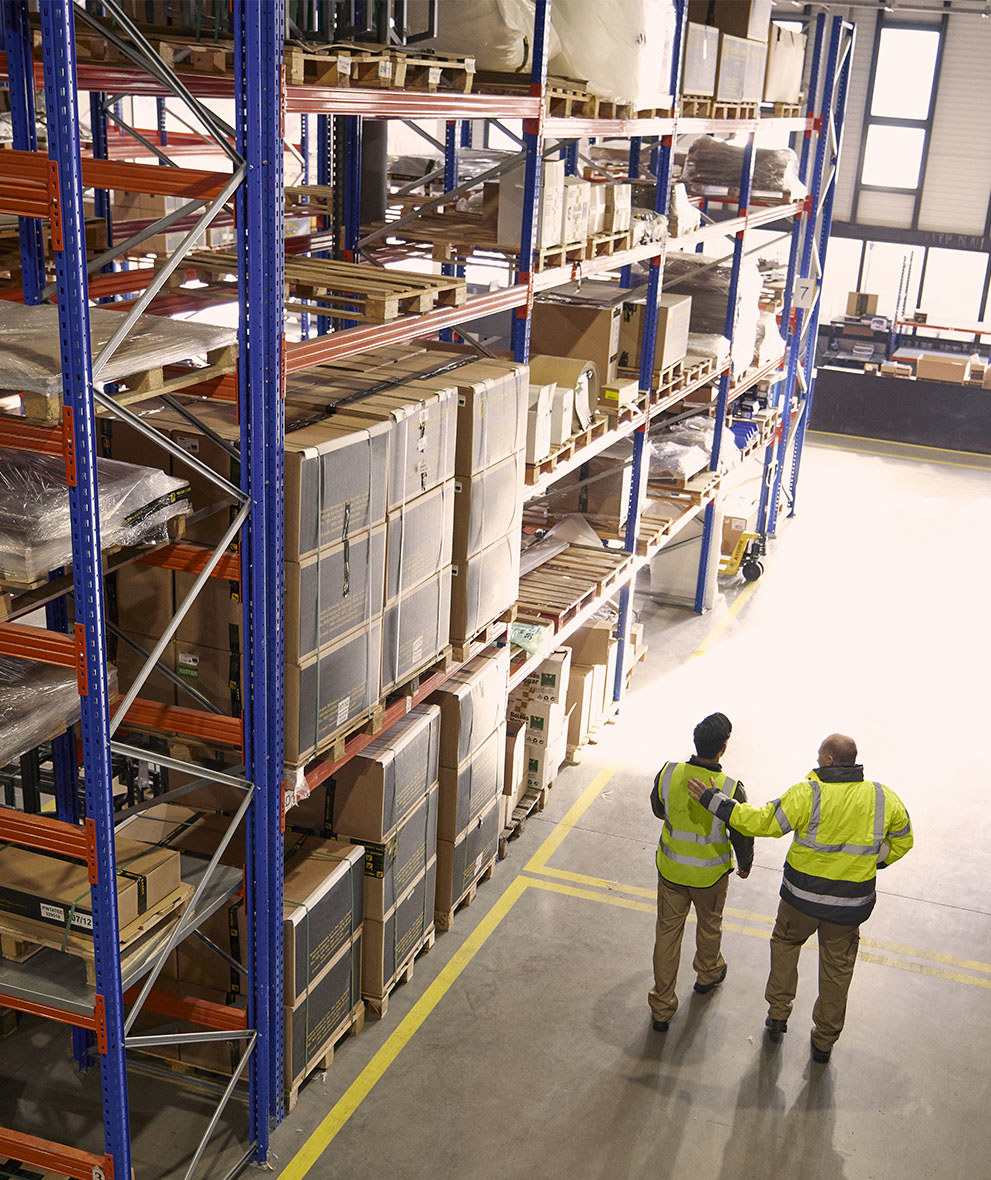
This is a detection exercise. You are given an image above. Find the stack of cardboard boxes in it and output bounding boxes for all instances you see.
[292,703,440,1007]
[508,647,571,795]
[430,649,508,917]
[563,620,619,757]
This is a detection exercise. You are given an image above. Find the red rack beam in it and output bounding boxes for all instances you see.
[0,621,76,666]
[0,1129,112,1180]
[121,699,244,748]
[0,417,63,455]
[0,146,232,201]
[125,984,249,1033]
[137,541,241,581]
[0,807,89,859]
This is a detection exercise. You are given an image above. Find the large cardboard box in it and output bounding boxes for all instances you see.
[525,727,567,791]
[363,857,437,999]
[566,663,597,750]
[742,38,768,102]
[450,534,520,644]
[111,631,177,708]
[435,796,500,914]
[554,444,641,527]
[498,158,565,250]
[715,34,765,103]
[764,23,806,104]
[453,451,525,562]
[504,721,527,810]
[683,21,720,96]
[337,784,439,921]
[618,292,692,376]
[604,182,632,234]
[564,619,614,668]
[437,723,505,842]
[690,0,772,42]
[172,641,242,718]
[0,845,139,935]
[284,934,362,1088]
[385,481,455,600]
[527,383,554,464]
[430,647,510,770]
[114,837,183,915]
[508,695,566,749]
[531,283,629,386]
[522,648,572,704]
[562,177,591,243]
[307,704,441,841]
[112,563,176,641]
[550,383,575,447]
[527,355,599,434]
[588,183,606,235]
[601,638,619,722]
[915,353,972,384]
[285,621,383,764]
[382,567,452,691]
[846,291,879,317]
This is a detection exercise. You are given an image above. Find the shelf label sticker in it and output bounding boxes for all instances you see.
[337,696,351,727]
[793,278,816,309]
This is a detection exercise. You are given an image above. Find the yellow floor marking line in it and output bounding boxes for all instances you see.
[279,874,531,1179]
[525,766,616,875]
[807,429,988,459]
[690,577,760,660]
[857,951,991,990]
[806,433,990,472]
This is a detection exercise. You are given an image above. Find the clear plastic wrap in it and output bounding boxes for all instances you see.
[688,332,731,368]
[754,310,783,368]
[630,208,668,245]
[652,414,739,479]
[681,137,806,200]
[549,0,677,108]
[412,0,561,71]
[0,450,191,583]
[665,253,762,375]
[668,182,701,239]
[0,655,118,767]
[0,302,237,396]
[650,437,710,483]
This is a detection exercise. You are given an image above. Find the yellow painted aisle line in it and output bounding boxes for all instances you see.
[689,576,760,660]
[525,766,617,874]
[279,874,531,1180]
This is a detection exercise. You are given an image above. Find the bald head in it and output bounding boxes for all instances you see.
[818,733,858,767]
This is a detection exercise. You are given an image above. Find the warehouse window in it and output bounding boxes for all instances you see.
[860,24,941,193]
[920,248,989,337]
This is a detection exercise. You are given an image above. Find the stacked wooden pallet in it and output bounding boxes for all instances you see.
[516,544,634,632]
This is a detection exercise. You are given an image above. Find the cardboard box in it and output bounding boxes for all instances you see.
[915,353,972,384]
[435,796,500,914]
[316,704,440,841]
[336,784,438,921]
[527,355,599,434]
[527,383,554,464]
[114,837,183,915]
[742,37,768,103]
[508,695,566,748]
[554,441,645,527]
[386,481,455,600]
[562,176,591,243]
[601,380,639,414]
[450,533,520,644]
[0,845,139,936]
[448,361,529,477]
[605,182,632,234]
[880,362,913,378]
[690,0,772,42]
[764,23,806,104]
[522,648,572,704]
[498,158,565,250]
[112,563,175,642]
[362,856,437,998]
[382,567,452,692]
[588,183,606,235]
[550,383,575,447]
[683,21,720,96]
[285,934,361,1086]
[437,723,505,842]
[430,648,510,770]
[618,292,692,376]
[111,631,177,707]
[566,664,597,750]
[284,620,383,764]
[601,638,619,722]
[587,661,607,727]
[564,619,614,668]
[531,282,629,386]
[525,728,567,790]
[714,33,758,103]
[504,721,527,809]
[721,514,750,557]
[846,291,879,318]
[453,451,525,562]
[172,641,242,717]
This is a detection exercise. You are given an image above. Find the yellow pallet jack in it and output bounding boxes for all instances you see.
[720,532,765,581]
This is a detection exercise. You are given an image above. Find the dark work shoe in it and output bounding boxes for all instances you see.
[652,1018,670,1032]
[811,1037,832,1063]
[694,963,728,994]
[765,1016,788,1042]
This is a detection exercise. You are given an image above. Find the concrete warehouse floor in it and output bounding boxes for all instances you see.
[1,433,989,1178]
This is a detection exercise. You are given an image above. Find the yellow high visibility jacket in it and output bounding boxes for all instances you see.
[698,764,913,925]
[653,760,746,888]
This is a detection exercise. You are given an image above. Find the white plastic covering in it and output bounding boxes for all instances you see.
[0,450,191,583]
[665,253,762,376]
[0,656,118,767]
[652,413,739,482]
[550,0,677,108]
[688,332,731,368]
[754,310,784,368]
[412,0,560,71]
[668,182,702,239]
[0,302,236,396]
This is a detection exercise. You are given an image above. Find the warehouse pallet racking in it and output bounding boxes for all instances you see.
[0,1,852,1174]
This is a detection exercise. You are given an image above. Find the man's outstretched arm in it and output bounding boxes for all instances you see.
[687,777,811,839]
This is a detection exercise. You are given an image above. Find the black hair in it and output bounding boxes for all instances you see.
[694,713,732,759]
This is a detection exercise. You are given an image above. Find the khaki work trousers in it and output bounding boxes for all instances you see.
[765,897,861,1050]
[648,871,729,1021]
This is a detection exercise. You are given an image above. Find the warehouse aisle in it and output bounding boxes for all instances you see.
[265,437,991,1180]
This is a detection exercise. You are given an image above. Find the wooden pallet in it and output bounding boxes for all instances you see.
[710,100,761,120]
[387,644,454,701]
[680,94,714,117]
[0,883,193,986]
[296,701,387,773]
[516,544,634,631]
[497,786,548,859]
[525,415,610,484]
[534,240,588,272]
[285,184,335,221]
[390,47,476,93]
[450,605,516,662]
[585,229,633,259]
[186,251,466,322]
[286,1001,365,1114]
[772,101,804,117]
[647,467,721,506]
[546,83,600,118]
[364,926,436,1021]
[435,857,496,932]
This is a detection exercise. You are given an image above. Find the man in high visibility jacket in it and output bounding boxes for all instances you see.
[649,712,754,1031]
[688,732,913,1062]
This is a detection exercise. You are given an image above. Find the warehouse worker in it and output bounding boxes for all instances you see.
[649,712,754,1031]
[687,733,913,1063]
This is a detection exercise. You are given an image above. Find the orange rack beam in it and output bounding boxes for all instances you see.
[0,806,89,859]
[137,541,241,581]
[125,984,249,1033]
[0,1129,112,1180]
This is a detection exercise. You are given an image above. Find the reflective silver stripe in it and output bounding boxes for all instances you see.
[888,822,912,839]
[807,778,822,842]
[658,762,676,817]
[660,846,733,869]
[873,782,886,847]
[773,800,791,834]
[782,879,871,908]
[793,835,881,856]
[665,822,719,845]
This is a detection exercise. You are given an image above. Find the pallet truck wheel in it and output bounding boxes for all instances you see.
[742,560,763,582]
